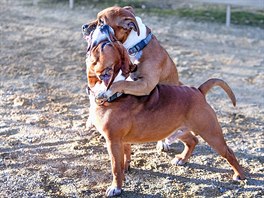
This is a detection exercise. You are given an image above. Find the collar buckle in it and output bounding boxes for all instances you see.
[107,93,123,103]
[128,32,152,55]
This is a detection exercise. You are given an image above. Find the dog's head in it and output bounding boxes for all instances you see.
[87,41,135,93]
[82,6,139,49]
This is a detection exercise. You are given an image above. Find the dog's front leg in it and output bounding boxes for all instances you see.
[105,140,124,197]
[85,107,94,130]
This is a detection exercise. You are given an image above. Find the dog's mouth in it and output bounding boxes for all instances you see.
[98,67,114,89]
[100,74,111,87]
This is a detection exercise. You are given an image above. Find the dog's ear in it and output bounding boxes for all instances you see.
[87,62,99,89]
[129,63,137,73]
[119,17,140,36]
[119,44,133,76]
[123,6,135,15]
[87,71,98,89]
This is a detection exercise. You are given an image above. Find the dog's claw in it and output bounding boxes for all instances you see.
[95,92,108,105]
[96,91,107,100]
[106,186,122,197]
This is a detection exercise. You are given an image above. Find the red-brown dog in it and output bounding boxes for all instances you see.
[87,41,245,197]
[83,6,180,151]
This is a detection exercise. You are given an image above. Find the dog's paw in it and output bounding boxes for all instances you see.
[106,186,122,197]
[95,92,108,105]
[95,91,115,104]
[96,91,107,99]
[156,141,171,152]
[171,157,186,166]
[97,90,113,99]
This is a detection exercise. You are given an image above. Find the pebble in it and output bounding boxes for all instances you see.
[13,96,25,107]
[25,115,40,125]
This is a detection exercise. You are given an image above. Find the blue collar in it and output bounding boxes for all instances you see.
[128,32,153,55]
[107,93,123,103]
[86,86,123,105]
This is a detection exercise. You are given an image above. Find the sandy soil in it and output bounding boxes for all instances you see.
[0,1,263,197]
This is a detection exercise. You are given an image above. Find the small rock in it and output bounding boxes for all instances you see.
[13,96,25,107]
[25,115,40,125]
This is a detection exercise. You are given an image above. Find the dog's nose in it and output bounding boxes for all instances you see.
[82,24,89,31]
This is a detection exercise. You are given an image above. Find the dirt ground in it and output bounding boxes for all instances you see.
[0,0,263,197]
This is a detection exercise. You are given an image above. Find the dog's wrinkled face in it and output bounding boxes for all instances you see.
[82,6,140,50]
[87,41,133,92]
[96,6,140,43]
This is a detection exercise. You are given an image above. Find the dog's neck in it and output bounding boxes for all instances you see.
[123,16,147,50]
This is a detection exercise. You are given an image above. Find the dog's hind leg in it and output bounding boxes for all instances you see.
[124,143,131,172]
[156,140,171,152]
[171,130,198,165]
[199,129,245,180]
[191,107,245,180]
[156,130,181,152]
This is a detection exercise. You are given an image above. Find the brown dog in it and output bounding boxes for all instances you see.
[83,6,180,150]
[87,41,245,197]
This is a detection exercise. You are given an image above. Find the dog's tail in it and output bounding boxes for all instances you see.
[198,78,236,107]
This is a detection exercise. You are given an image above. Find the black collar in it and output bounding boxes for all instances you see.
[86,87,123,104]
[128,32,152,55]
[107,93,123,102]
